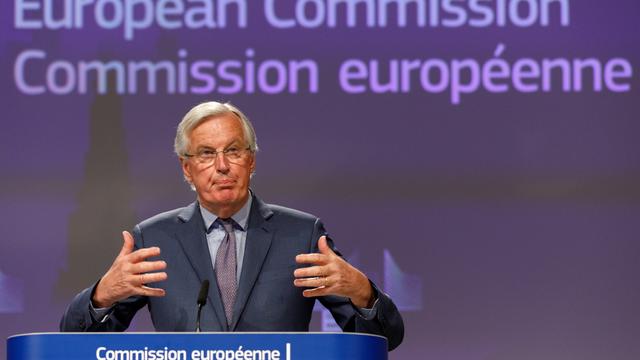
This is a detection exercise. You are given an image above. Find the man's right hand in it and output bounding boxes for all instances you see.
[92,231,168,308]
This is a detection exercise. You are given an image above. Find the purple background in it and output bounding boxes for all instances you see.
[2,1,640,359]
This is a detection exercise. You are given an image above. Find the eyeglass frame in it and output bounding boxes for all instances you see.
[182,145,253,165]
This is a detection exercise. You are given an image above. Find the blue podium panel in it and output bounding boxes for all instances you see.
[7,333,387,360]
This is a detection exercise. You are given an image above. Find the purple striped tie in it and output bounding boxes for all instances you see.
[215,218,237,328]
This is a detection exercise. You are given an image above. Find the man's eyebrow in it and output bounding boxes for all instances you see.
[195,141,242,150]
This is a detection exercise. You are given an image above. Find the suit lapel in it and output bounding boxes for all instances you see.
[175,202,226,330]
[230,195,274,330]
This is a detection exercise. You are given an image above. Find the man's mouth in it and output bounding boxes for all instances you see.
[215,179,236,187]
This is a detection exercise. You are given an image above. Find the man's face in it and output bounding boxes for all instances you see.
[180,114,255,215]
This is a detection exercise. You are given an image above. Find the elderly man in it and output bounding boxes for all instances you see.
[60,101,404,350]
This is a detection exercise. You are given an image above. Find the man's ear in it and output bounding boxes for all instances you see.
[248,153,256,173]
[180,157,193,184]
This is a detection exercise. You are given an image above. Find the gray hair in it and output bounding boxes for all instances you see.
[174,101,258,158]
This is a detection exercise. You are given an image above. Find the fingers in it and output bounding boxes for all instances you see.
[132,271,168,285]
[128,246,162,263]
[138,285,166,298]
[295,236,334,265]
[119,231,162,264]
[143,272,168,284]
[130,260,167,274]
[98,233,168,305]
[293,235,367,301]
[302,286,330,298]
[317,236,334,255]
[118,231,135,257]
[294,275,331,298]
[295,253,328,265]
[294,265,325,278]
[294,236,337,298]
[294,276,328,288]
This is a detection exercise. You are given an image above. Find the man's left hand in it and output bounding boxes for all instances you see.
[294,236,374,308]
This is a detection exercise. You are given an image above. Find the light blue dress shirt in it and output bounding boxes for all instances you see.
[199,195,252,283]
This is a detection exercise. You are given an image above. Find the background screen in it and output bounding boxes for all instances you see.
[1,0,639,359]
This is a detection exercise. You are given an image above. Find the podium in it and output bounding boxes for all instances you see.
[7,332,387,360]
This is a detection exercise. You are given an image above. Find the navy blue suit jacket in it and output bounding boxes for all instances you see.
[60,194,404,350]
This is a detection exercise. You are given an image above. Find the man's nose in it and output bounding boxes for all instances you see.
[214,152,230,172]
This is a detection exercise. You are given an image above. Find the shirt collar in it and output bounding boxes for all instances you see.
[200,192,252,232]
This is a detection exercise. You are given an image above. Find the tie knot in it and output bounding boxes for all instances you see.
[206,218,237,234]
[217,218,235,234]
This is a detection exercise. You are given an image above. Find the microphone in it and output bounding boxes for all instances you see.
[196,280,209,332]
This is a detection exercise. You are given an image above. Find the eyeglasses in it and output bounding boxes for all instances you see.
[183,146,251,165]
